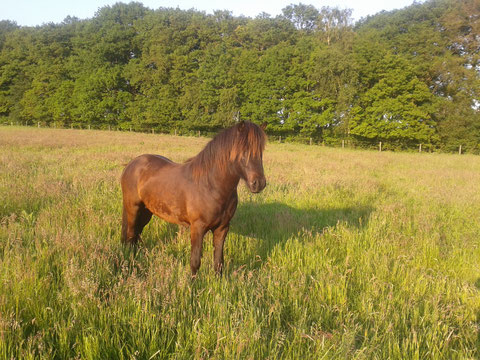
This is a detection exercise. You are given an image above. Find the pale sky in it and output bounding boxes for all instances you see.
[2,0,418,27]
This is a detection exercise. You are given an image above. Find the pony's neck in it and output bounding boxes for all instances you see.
[186,143,242,196]
[207,154,242,197]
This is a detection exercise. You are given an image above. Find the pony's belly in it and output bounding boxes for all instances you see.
[156,212,189,227]
[149,201,189,226]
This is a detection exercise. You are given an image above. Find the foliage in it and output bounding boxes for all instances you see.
[350,54,439,145]
[0,0,480,151]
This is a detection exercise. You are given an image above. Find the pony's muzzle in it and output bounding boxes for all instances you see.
[249,177,266,193]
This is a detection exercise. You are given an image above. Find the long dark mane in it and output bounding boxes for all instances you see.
[186,121,266,181]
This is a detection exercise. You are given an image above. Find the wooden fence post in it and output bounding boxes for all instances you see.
[342,139,345,148]
[379,141,382,152]
[419,144,422,153]
[309,138,312,145]
[459,145,462,155]
[38,122,40,128]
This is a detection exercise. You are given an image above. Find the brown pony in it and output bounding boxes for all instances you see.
[121,121,267,275]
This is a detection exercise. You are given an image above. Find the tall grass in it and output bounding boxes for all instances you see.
[1,126,479,359]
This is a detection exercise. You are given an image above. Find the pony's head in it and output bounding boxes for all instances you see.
[187,121,267,192]
[231,121,267,193]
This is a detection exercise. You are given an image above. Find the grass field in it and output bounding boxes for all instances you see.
[1,126,479,359]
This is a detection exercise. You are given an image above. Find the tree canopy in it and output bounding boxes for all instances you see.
[1,0,479,152]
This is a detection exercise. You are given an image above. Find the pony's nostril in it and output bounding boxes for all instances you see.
[252,179,257,186]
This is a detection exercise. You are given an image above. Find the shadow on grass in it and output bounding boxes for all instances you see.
[229,201,373,268]
[474,278,480,290]
[122,201,373,275]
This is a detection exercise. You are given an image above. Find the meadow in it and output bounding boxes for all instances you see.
[1,126,479,359]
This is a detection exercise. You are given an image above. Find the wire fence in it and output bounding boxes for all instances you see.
[2,120,477,155]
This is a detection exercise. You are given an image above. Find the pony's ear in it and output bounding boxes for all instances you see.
[237,120,245,132]
[260,122,267,130]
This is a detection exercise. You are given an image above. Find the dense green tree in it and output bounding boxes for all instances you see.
[0,0,479,151]
[0,27,35,120]
[0,20,19,50]
[350,54,439,146]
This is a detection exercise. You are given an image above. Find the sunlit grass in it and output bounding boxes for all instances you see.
[1,126,479,359]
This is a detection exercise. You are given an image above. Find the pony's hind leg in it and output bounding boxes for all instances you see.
[121,206,129,243]
[134,204,153,242]
[122,202,152,245]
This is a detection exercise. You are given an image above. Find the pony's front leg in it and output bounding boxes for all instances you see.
[190,223,206,276]
[212,225,229,275]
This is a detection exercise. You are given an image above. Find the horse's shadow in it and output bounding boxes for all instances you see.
[228,201,373,269]
[135,201,373,274]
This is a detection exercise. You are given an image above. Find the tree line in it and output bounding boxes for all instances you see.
[0,0,479,152]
